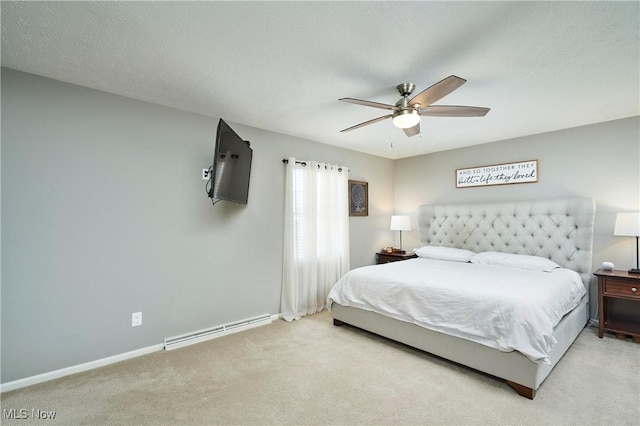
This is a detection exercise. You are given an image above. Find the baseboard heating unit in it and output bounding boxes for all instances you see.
[164,313,272,351]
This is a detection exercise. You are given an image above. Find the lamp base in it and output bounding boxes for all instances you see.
[628,268,640,274]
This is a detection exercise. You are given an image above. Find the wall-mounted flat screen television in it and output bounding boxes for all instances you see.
[207,119,252,204]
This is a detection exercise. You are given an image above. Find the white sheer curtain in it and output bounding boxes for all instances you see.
[281,157,350,322]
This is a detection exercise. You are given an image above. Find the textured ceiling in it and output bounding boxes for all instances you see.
[2,1,639,159]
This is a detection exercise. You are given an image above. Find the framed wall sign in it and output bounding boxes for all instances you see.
[456,160,538,188]
[348,180,368,216]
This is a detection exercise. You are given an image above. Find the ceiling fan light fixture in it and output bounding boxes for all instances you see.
[392,110,420,129]
[339,75,489,136]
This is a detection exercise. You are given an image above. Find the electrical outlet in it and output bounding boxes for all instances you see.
[202,168,210,180]
[132,312,142,327]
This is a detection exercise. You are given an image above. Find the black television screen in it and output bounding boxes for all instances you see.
[207,119,252,204]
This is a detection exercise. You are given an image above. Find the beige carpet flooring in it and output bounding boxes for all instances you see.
[1,311,639,425]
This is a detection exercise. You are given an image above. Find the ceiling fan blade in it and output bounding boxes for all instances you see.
[419,105,490,117]
[409,75,466,108]
[339,98,396,110]
[340,114,393,132]
[403,123,421,137]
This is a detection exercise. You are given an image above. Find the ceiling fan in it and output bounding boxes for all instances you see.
[339,75,490,137]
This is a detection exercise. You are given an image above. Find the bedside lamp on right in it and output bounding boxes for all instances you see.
[614,212,640,274]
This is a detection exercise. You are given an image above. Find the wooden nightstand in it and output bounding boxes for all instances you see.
[376,251,417,264]
[594,269,640,342]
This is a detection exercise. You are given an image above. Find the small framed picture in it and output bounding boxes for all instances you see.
[348,180,368,216]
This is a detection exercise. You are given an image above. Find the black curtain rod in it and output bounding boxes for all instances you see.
[282,158,346,172]
[282,159,306,166]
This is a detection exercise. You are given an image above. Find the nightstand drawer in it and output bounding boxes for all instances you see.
[376,252,417,264]
[604,280,640,299]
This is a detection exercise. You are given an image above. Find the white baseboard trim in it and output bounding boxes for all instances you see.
[1,312,283,393]
[0,343,164,393]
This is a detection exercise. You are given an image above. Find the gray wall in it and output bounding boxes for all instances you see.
[1,68,394,383]
[394,116,640,317]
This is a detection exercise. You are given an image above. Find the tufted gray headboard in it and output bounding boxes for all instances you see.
[417,197,596,290]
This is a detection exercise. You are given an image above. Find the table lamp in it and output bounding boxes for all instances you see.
[390,215,411,253]
[614,212,640,274]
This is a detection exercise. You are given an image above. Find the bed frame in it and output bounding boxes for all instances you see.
[331,197,596,399]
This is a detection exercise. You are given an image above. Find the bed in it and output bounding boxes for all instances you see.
[328,197,595,399]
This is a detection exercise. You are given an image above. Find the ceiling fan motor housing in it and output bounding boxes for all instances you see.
[395,96,410,109]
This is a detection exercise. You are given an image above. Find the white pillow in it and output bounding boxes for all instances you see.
[414,246,475,263]
[470,251,561,272]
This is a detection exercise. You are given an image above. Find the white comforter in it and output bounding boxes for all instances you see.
[327,258,586,364]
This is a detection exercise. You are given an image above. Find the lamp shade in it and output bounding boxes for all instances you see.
[614,212,640,237]
[390,215,411,231]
